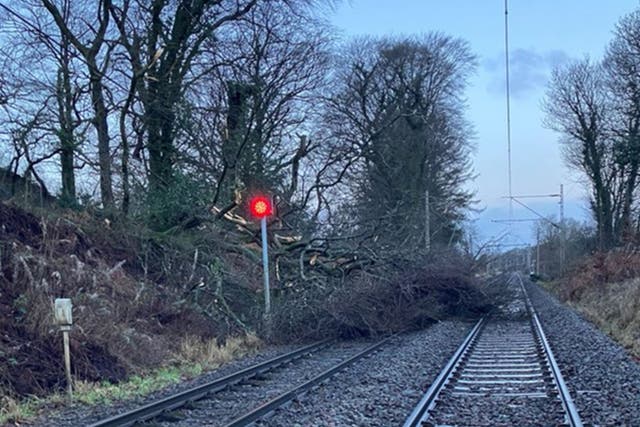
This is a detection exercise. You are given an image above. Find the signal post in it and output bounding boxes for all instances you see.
[250,196,273,316]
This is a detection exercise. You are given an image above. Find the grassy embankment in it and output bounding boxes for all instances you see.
[1,334,260,424]
[0,200,264,424]
[544,250,640,358]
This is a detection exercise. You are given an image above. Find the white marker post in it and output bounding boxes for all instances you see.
[54,298,73,400]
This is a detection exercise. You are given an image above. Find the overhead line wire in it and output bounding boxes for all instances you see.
[504,0,513,227]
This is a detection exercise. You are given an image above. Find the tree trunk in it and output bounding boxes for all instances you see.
[619,134,640,241]
[89,63,114,211]
[57,55,76,206]
[59,143,75,204]
[146,85,175,195]
[119,77,137,216]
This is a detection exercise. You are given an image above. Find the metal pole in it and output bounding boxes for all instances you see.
[560,184,566,273]
[560,184,565,227]
[504,0,513,223]
[260,216,270,315]
[425,189,430,252]
[536,226,540,276]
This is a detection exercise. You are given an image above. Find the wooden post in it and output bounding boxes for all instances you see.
[55,298,73,401]
[62,326,72,400]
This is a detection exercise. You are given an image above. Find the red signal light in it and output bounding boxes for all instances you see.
[250,196,272,218]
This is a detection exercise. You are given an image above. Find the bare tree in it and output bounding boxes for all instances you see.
[107,0,260,224]
[543,59,618,248]
[534,218,595,278]
[0,1,89,205]
[41,0,115,210]
[179,2,332,221]
[604,9,640,240]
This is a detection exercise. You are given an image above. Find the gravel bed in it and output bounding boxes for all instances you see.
[428,395,566,427]
[157,340,378,426]
[255,321,472,427]
[428,319,566,426]
[23,343,303,427]
[526,281,640,426]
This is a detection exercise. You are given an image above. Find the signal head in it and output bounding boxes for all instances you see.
[250,196,272,218]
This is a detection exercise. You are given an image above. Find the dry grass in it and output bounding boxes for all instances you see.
[562,248,640,299]
[567,278,640,357]
[550,248,640,358]
[0,396,40,425]
[173,333,262,368]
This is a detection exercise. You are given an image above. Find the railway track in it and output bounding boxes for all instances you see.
[89,337,392,427]
[404,274,583,426]
[87,274,581,426]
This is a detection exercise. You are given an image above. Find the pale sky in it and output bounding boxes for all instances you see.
[329,0,640,245]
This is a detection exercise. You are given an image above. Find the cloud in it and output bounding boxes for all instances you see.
[483,48,571,98]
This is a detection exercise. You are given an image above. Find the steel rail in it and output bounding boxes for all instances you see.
[88,339,332,427]
[531,311,583,427]
[402,318,485,427]
[517,274,584,427]
[223,336,394,427]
